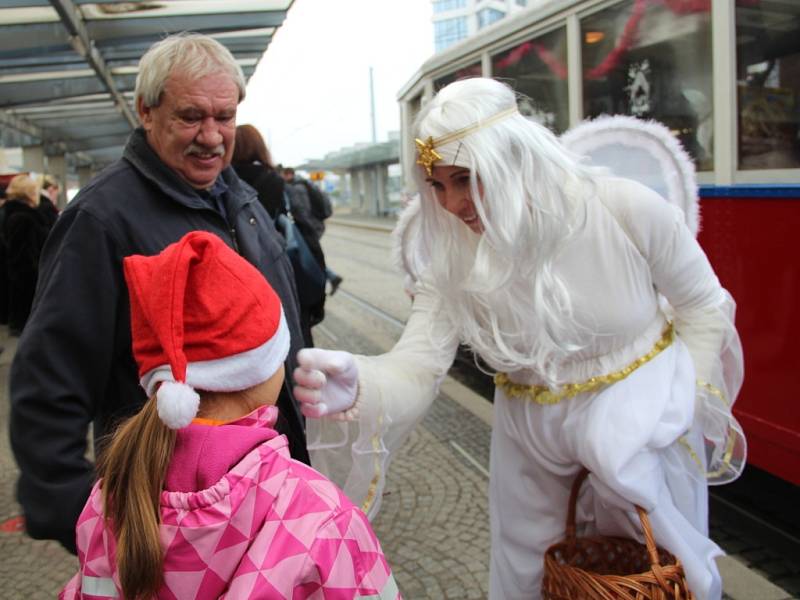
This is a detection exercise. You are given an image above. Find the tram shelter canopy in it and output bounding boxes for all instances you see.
[0,0,293,171]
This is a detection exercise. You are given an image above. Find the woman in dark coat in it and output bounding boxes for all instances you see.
[232,124,286,219]
[3,174,49,335]
[38,174,61,230]
[232,125,326,346]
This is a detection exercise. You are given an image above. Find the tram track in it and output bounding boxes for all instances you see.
[708,470,800,595]
[336,288,406,330]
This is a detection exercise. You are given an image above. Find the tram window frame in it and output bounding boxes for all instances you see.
[735,0,800,172]
[580,0,714,172]
[491,26,569,134]
[433,61,483,92]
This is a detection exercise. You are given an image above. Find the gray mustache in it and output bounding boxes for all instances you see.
[184,144,224,157]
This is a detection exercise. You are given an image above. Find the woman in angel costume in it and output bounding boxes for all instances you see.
[293,77,745,600]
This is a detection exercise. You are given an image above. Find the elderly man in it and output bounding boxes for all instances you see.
[10,33,308,554]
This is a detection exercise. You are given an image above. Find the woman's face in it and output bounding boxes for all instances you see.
[46,185,59,203]
[425,165,484,233]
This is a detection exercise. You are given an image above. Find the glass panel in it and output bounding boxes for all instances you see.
[434,61,483,91]
[736,0,800,170]
[478,8,505,30]
[433,0,467,14]
[434,16,468,52]
[581,0,713,171]
[492,27,569,133]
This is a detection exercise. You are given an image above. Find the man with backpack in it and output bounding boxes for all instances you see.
[282,167,343,295]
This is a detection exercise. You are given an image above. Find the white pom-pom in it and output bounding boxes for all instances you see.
[156,381,200,429]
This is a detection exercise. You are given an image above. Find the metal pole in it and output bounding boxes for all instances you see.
[369,66,377,144]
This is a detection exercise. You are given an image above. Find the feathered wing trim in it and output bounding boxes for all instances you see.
[561,114,700,237]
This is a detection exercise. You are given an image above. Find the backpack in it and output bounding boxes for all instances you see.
[301,180,333,221]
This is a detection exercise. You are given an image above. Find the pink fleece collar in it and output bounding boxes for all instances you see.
[165,405,281,493]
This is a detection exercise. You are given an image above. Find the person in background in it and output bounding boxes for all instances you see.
[60,231,399,600]
[38,174,60,229]
[293,78,745,600]
[10,33,309,555]
[0,183,9,326]
[282,166,344,295]
[233,125,327,346]
[3,174,48,336]
[232,124,285,219]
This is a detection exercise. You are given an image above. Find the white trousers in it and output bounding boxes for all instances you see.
[488,342,723,600]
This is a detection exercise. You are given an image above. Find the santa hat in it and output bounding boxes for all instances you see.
[123,231,290,429]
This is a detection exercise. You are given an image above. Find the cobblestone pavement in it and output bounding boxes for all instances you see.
[1,331,78,598]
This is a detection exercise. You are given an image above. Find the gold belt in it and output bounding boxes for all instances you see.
[494,322,675,405]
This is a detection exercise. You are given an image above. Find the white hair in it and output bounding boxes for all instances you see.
[414,77,600,382]
[134,32,246,109]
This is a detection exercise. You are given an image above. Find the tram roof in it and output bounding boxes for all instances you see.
[0,0,293,170]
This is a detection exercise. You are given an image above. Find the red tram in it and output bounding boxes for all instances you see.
[699,186,799,484]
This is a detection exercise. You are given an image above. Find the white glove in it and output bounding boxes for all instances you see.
[293,348,358,418]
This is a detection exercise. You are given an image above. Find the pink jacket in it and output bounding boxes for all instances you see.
[60,405,399,599]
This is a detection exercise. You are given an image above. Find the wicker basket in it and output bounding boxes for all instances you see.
[542,469,694,600]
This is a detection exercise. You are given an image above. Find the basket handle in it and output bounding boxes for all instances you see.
[566,468,672,594]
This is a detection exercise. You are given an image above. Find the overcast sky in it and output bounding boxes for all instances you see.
[237,0,435,167]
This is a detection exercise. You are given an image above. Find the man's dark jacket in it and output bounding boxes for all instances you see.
[9,129,309,554]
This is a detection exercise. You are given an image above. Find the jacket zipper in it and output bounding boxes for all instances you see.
[229,226,240,254]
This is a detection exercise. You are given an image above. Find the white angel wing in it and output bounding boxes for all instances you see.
[560,115,700,237]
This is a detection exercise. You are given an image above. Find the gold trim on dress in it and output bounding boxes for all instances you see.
[694,380,739,480]
[360,415,384,514]
[494,322,675,405]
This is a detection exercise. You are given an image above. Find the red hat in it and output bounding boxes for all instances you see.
[123,231,290,429]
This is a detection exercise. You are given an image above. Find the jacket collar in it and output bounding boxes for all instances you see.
[122,127,256,211]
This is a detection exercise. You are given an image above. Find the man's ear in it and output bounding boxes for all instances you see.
[137,96,152,130]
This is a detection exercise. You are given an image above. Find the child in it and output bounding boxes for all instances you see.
[60,231,399,600]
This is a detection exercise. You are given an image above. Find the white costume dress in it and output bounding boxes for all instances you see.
[308,176,744,600]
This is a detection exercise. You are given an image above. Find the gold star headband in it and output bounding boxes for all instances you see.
[415,105,519,176]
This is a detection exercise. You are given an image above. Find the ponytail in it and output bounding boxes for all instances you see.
[97,396,176,599]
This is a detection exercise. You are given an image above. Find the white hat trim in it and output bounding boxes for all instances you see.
[141,308,291,398]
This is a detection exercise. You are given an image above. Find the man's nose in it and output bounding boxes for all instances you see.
[196,117,223,147]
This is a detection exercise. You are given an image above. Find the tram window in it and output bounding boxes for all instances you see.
[736,0,800,171]
[491,27,569,133]
[434,61,482,91]
[581,0,713,171]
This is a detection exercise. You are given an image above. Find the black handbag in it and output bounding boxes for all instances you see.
[275,196,326,308]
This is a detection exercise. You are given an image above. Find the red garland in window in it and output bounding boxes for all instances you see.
[661,0,710,14]
[585,0,646,80]
[492,0,646,81]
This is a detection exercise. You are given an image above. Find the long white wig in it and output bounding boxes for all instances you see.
[413,78,599,382]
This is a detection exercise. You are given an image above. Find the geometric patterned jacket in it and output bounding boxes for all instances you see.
[60,405,400,599]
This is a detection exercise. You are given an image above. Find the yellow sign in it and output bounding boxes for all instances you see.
[310,171,325,181]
